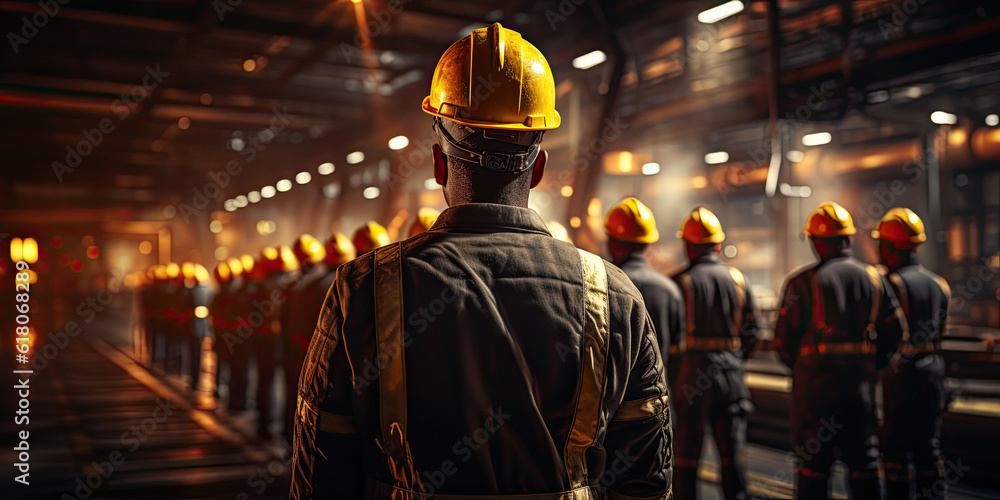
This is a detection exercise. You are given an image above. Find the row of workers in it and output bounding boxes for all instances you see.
[608,197,948,500]
[138,210,440,441]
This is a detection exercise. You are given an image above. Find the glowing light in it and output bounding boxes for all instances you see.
[363,186,381,199]
[641,162,661,175]
[724,245,738,258]
[234,195,248,207]
[346,151,365,164]
[215,247,228,261]
[570,217,582,228]
[200,93,213,105]
[987,114,999,127]
[786,150,805,163]
[261,186,276,198]
[86,245,100,260]
[705,152,729,165]
[802,132,832,147]
[210,220,223,234]
[295,171,312,184]
[256,220,277,236]
[194,306,209,319]
[71,259,83,273]
[243,59,256,72]
[618,152,633,173]
[698,0,745,24]
[20,238,38,264]
[572,50,607,70]
[276,179,293,192]
[9,238,21,262]
[230,138,246,151]
[424,178,438,190]
[139,241,153,255]
[318,162,335,175]
[930,111,958,125]
[388,135,409,150]
[177,117,191,130]
[561,185,574,197]
[224,199,237,212]
[587,198,602,217]
[248,191,261,203]
[692,176,708,189]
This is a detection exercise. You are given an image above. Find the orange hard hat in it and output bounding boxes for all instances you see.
[804,201,856,238]
[605,197,659,244]
[677,206,725,244]
[872,208,926,249]
[226,257,244,277]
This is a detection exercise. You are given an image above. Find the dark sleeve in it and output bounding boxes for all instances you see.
[604,313,673,499]
[773,275,806,369]
[290,280,363,499]
[667,277,686,385]
[740,277,761,359]
[874,275,906,371]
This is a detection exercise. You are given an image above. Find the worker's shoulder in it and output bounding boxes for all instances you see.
[331,249,377,292]
[782,261,820,286]
[601,257,648,312]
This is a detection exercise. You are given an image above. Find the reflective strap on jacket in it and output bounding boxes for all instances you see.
[564,248,611,489]
[728,267,746,338]
[373,242,418,489]
[677,273,696,354]
[366,480,598,500]
[612,394,668,422]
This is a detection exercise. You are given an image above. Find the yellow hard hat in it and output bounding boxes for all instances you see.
[293,234,327,265]
[804,201,856,238]
[605,197,660,244]
[353,221,390,255]
[239,254,254,276]
[325,232,357,266]
[146,265,157,282]
[181,262,196,281]
[214,262,231,284]
[194,264,210,284]
[153,265,168,282]
[677,206,725,244]
[408,208,441,238]
[422,22,560,131]
[226,257,244,277]
[278,245,299,273]
[165,262,181,280]
[872,208,926,249]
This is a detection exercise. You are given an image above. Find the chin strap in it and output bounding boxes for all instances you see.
[434,118,540,173]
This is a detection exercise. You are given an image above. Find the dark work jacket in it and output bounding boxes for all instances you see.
[669,254,759,412]
[291,203,672,499]
[618,254,684,372]
[881,260,949,378]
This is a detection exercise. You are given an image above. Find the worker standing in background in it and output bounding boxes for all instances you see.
[874,208,950,500]
[774,201,906,500]
[162,263,185,375]
[211,260,241,399]
[407,207,441,238]
[670,206,758,500]
[352,221,390,256]
[604,197,684,373]
[291,22,672,499]
[228,255,257,412]
[253,246,298,440]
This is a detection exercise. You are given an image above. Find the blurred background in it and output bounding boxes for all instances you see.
[1,0,999,498]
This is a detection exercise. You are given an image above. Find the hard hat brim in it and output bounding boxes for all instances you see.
[606,228,659,245]
[423,97,561,131]
[677,230,726,244]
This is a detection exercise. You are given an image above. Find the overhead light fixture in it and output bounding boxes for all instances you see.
[561,185,574,197]
[295,171,312,184]
[210,220,223,234]
[930,111,957,125]
[572,50,606,70]
[224,199,237,211]
[234,195,248,207]
[177,117,191,130]
[802,132,832,147]
[691,176,708,189]
[276,179,292,192]
[704,152,729,165]
[363,186,381,199]
[323,182,341,199]
[569,217,581,228]
[242,59,256,72]
[318,162,335,175]
[424,178,439,190]
[641,162,661,175]
[346,151,365,164]
[261,185,276,198]
[698,0,744,24]
[248,191,261,203]
[388,135,409,150]
[779,183,813,198]
[986,114,999,127]
[786,150,805,163]
[230,138,246,151]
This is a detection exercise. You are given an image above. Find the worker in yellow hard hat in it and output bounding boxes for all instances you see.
[407,207,442,238]
[181,263,212,391]
[670,206,758,500]
[141,265,168,366]
[352,221,390,255]
[774,201,905,499]
[324,232,356,267]
[291,23,671,500]
[604,197,681,366]
[872,208,950,499]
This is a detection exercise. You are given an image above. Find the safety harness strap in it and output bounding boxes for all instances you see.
[728,267,746,338]
[678,273,696,354]
[374,242,418,489]
[564,249,611,488]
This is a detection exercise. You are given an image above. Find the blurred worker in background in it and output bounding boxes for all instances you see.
[185,263,211,390]
[252,246,298,440]
[874,208,950,500]
[604,197,683,372]
[774,201,906,500]
[292,23,672,499]
[278,234,328,443]
[669,206,758,500]
[141,265,167,366]
[211,259,242,398]
[352,220,390,255]
[407,207,441,238]
[162,263,185,375]
[228,255,257,412]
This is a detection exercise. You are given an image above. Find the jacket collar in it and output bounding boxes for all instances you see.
[431,203,552,235]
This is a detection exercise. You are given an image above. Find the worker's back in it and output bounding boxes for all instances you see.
[292,204,671,499]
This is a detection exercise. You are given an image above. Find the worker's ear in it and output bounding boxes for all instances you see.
[529,149,547,189]
[433,144,447,187]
